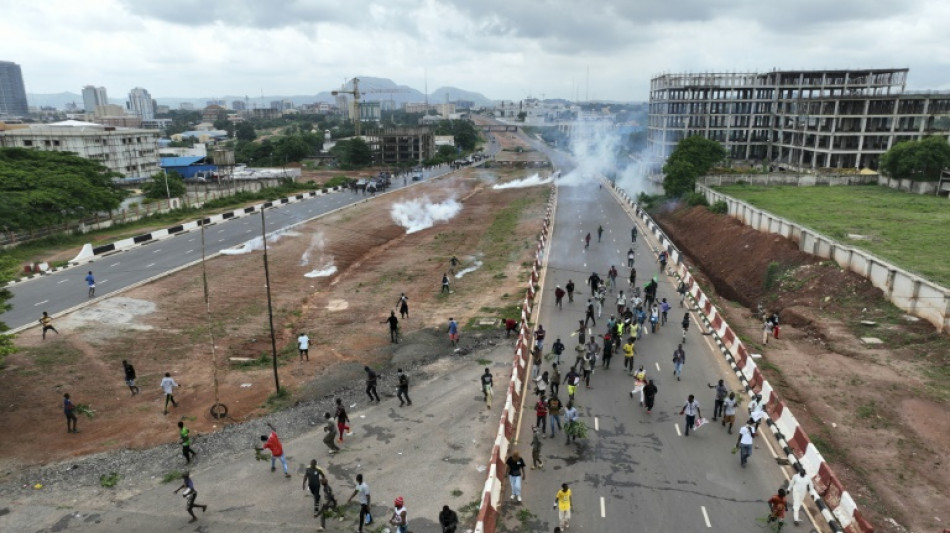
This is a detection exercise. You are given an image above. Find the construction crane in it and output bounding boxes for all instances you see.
[332,77,412,135]
[332,77,363,136]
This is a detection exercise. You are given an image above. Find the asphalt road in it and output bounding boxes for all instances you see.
[2,162,482,333]
[511,177,797,531]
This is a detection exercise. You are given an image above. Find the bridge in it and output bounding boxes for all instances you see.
[481,124,519,132]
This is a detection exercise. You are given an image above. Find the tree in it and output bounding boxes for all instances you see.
[330,138,373,168]
[235,122,256,142]
[661,136,727,197]
[143,171,186,200]
[880,136,950,181]
[0,148,126,232]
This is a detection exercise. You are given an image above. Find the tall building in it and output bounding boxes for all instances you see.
[127,87,155,120]
[0,120,160,177]
[0,61,29,117]
[648,68,950,174]
[82,85,109,114]
[231,99,246,111]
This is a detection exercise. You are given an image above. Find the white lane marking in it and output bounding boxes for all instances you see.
[600,496,606,518]
[57,279,68,284]
[100,280,107,284]
[217,229,224,233]
[218,239,224,243]
[701,506,711,528]
[110,262,120,267]
[245,230,252,234]
[185,249,193,254]
[674,423,682,436]
[152,249,161,253]
[145,263,155,268]
[34,299,48,306]
[655,362,661,372]
[188,238,195,242]
[594,417,599,431]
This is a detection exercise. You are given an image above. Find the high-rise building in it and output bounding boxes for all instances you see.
[127,87,155,120]
[231,99,246,111]
[648,68,950,173]
[82,85,108,114]
[0,61,29,117]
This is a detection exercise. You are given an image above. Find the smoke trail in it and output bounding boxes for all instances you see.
[300,232,326,266]
[455,260,483,278]
[492,173,553,190]
[220,230,299,255]
[304,265,338,278]
[556,122,653,197]
[390,196,462,234]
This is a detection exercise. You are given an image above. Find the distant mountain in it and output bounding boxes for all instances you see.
[28,77,496,110]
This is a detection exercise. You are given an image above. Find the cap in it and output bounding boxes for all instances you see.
[394,496,404,507]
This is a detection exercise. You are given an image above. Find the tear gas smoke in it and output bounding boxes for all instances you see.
[492,173,553,189]
[390,196,462,234]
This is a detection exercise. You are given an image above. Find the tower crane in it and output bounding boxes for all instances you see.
[332,77,412,135]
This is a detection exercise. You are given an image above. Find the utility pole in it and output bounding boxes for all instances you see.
[260,208,281,394]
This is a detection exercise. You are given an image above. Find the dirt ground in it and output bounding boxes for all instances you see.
[655,205,949,533]
[0,165,551,476]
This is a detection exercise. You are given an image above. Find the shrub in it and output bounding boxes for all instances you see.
[709,200,728,214]
[684,192,709,206]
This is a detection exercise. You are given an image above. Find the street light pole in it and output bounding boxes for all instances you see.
[260,208,281,394]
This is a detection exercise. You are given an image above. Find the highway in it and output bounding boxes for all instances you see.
[513,155,800,531]
[1,162,473,332]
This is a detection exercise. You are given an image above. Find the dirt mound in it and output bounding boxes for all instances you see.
[655,205,950,533]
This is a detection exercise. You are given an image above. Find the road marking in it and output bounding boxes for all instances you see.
[217,229,224,233]
[152,249,161,253]
[655,362,661,372]
[185,249,193,254]
[100,280,107,284]
[145,263,155,268]
[34,300,48,306]
[110,262,120,267]
[246,230,252,234]
[188,238,195,242]
[600,496,606,518]
[57,279,68,284]
[594,417,599,431]
[674,423,682,436]
[701,506,711,527]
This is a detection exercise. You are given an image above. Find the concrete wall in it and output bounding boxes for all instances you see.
[875,176,940,195]
[702,173,879,187]
[698,184,950,332]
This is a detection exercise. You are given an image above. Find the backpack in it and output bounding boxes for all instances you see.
[399,374,408,388]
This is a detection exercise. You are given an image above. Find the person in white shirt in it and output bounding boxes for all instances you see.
[297,333,310,361]
[749,394,766,431]
[788,467,812,526]
[680,395,701,436]
[735,418,756,467]
[722,392,739,434]
[160,373,179,415]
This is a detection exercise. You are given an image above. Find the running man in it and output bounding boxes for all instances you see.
[364,366,381,402]
[631,226,638,243]
[627,248,635,268]
[681,313,690,342]
[449,255,459,274]
[160,372,179,415]
[85,271,95,297]
[346,474,372,532]
[480,368,493,408]
[323,413,340,454]
[597,225,603,242]
[178,421,197,464]
[335,398,353,442]
[555,483,573,530]
[384,311,399,343]
[584,232,591,249]
[441,273,450,293]
[259,424,291,477]
[396,292,409,318]
[39,311,59,339]
[397,368,412,406]
[172,472,207,523]
[448,317,460,346]
[122,360,140,395]
[566,280,575,303]
[302,459,326,518]
[554,285,565,309]
[766,488,788,531]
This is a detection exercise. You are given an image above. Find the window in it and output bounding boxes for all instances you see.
[53,140,61,146]
[23,140,33,146]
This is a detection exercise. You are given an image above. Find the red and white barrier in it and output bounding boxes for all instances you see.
[475,186,556,533]
[614,184,874,533]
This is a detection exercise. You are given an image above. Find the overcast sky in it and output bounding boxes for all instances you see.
[4,0,949,102]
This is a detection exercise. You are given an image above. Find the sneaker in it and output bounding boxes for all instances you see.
[346,431,353,436]
[517,495,522,502]
[629,391,633,399]
[510,494,515,500]
[285,473,292,478]
[271,467,276,472]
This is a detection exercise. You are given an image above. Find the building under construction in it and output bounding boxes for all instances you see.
[366,127,435,165]
[648,68,950,173]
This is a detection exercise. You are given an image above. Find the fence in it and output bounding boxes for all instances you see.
[474,185,556,533]
[611,183,874,533]
[697,183,950,332]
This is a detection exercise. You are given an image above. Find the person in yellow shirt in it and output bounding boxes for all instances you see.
[622,338,635,374]
[554,483,572,530]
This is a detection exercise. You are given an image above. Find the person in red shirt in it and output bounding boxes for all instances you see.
[335,397,353,443]
[504,318,518,338]
[767,488,788,531]
[534,396,548,434]
[258,424,291,478]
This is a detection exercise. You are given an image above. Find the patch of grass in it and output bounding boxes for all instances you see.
[717,184,950,286]
[265,386,292,411]
[19,342,83,368]
[458,497,481,520]
[451,488,464,497]
[856,401,877,419]
[476,358,492,366]
[810,433,843,462]
[516,508,539,533]
[162,470,184,483]
[99,472,120,488]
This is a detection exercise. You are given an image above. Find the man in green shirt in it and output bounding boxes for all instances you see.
[178,421,197,464]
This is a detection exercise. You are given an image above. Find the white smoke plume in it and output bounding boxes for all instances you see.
[556,121,654,197]
[390,196,462,234]
[300,232,326,266]
[455,260,483,278]
[304,265,338,278]
[220,230,299,255]
[299,231,337,278]
[492,173,553,190]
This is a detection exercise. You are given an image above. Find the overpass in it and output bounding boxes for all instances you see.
[481,124,519,132]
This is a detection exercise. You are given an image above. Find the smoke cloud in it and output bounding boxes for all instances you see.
[557,121,653,197]
[299,231,337,278]
[220,230,299,255]
[390,196,462,234]
[492,173,553,189]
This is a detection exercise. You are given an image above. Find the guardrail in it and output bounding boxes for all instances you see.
[611,183,874,533]
[473,185,556,533]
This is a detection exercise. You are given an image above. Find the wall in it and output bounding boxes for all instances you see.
[698,183,950,332]
[702,173,879,187]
